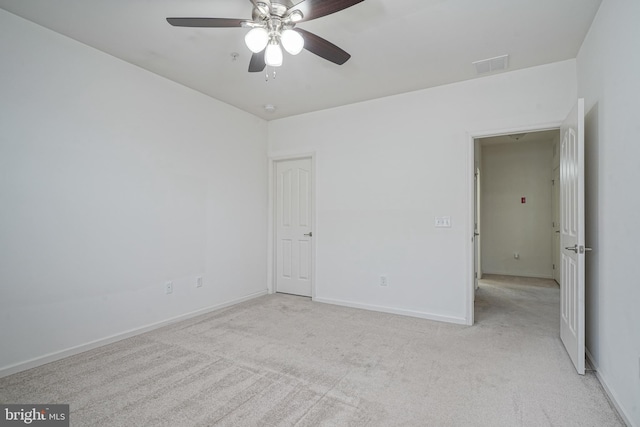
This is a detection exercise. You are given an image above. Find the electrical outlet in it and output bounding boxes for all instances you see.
[380,276,388,287]
[165,281,173,294]
[196,276,203,288]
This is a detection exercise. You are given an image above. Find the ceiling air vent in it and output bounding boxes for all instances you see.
[472,54,509,75]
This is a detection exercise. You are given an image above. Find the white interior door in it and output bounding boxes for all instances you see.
[276,158,313,297]
[560,98,586,375]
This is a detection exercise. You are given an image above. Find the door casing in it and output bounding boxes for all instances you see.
[552,166,561,283]
[474,167,481,291]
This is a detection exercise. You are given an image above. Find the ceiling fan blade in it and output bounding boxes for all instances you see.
[295,28,351,65]
[248,50,267,72]
[166,18,246,28]
[293,0,365,22]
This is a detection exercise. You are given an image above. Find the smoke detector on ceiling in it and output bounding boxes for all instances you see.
[508,133,527,141]
[472,54,509,75]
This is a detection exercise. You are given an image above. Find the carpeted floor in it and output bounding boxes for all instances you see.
[0,276,623,426]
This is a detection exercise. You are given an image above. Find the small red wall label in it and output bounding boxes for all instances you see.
[521,197,526,204]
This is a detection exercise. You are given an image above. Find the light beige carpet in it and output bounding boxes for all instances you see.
[0,277,623,426]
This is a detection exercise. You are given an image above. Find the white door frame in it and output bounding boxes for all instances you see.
[552,166,561,284]
[474,166,481,290]
[268,153,316,298]
[466,122,561,325]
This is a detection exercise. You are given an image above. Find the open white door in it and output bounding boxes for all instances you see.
[560,98,587,375]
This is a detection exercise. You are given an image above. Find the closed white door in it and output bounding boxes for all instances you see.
[276,158,313,297]
[560,98,586,375]
[552,167,561,283]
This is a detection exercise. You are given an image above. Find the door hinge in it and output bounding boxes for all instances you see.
[552,264,555,270]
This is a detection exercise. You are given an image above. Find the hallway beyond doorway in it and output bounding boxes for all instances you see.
[475,274,559,332]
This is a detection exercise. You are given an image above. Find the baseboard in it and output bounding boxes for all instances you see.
[0,290,268,379]
[586,348,635,427]
[481,271,554,280]
[313,297,467,325]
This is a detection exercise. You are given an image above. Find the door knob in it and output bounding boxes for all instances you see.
[304,232,312,237]
[565,244,593,254]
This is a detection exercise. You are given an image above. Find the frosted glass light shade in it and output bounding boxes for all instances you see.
[245,28,269,53]
[289,10,303,22]
[265,42,283,67]
[281,29,304,55]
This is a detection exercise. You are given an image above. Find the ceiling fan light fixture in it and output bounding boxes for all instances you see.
[265,41,283,67]
[281,29,304,55]
[245,27,269,53]
[167,0,359,73]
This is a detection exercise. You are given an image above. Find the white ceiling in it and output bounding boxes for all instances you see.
[0,0,601,120]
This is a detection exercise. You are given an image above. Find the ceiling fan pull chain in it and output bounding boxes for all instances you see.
[264,67,277,82]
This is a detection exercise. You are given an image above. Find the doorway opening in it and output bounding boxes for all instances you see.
[469,101,586,375]
[469,127,561,324]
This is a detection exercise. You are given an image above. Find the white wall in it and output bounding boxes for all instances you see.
[481,140,554,278]
[0,10,268,373]
[577,0,640,425]
[269,60,576,324]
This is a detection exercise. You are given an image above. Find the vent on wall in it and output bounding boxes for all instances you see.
[472,54,509,75]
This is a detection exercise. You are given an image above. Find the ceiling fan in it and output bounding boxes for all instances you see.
[167,0,365,72]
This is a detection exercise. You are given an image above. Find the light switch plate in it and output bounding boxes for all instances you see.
[435,216,452,228]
